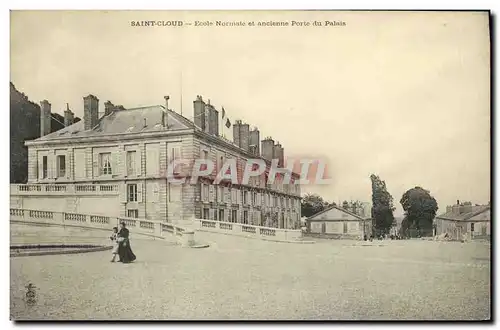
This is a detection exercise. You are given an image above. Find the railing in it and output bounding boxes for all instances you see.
[194,219,301,242]
[10,208,191,244]
[65,213,87,222]
[11,184,120,196]
[90,215,110,225]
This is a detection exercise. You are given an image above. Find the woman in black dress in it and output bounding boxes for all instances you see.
[117,222,136,263]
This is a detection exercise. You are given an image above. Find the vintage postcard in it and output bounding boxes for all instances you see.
[9,10,491,321]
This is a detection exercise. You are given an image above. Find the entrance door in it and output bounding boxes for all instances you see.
[321,222,326,234]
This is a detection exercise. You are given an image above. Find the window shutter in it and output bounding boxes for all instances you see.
[37,155,43,180]
[65,152,71,178]
[111,151,118,176]
[135,149,142,177]
[46,152,53,179]
[120,184,127,203]
[92,151,99,178]
[137,182,144,203]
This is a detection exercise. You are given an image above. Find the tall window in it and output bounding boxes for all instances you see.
[218,209,224,222]
[218,186,224,202]
[56,155,66,178]
[242,190,248,205]
[253,192,257,205]
[42,156,48,179]
[200,150,209,171]
[99,153,112,175]
[231,210,238,223]
[127,151,136,176]
[471,223,475,232]
[127,209,139,218]
[127,184,138,202]
[232,189,238,204]
[243,210,248,224]
[202,184,209,202]
[203,208,210,220]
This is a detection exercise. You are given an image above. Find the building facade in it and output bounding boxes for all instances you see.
[19,94,301,229]
[306,205,371,240]
[434,202,490,240]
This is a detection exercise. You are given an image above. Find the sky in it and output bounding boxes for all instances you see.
[10,11,491,216]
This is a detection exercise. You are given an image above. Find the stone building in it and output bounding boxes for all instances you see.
[305,204,371,240]
[18,94,301,229]
[434,201,490,240]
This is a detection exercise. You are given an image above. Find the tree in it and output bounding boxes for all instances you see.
[10,82,81,183]
[400,187,438,236]
[301,193,332,218]
[370,174,395,235]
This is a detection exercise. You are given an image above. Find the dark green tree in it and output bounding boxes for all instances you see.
[400,187,438,236]
[301,193,332,218]
[370,174,395,235]
[10,82,81,183]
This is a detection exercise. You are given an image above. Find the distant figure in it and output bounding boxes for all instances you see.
[109,226,119,262]
[117,222,137,263]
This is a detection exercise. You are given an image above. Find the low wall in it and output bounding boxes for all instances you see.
[10,208,191,245]
[10,184,121,217]
[193,219,302,242]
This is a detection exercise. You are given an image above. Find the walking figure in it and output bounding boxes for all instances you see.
[25,283,37,306]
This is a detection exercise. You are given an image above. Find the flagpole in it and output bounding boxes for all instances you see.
[180,70,183,116]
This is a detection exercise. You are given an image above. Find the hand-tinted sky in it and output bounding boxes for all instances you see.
[10,11,490,216]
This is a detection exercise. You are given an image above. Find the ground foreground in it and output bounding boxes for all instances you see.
[10,224,490,320]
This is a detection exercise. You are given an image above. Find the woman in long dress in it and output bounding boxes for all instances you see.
[117,222,136,263]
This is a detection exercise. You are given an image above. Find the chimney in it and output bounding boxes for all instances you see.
[162,96,170,128]
[232,120,249,151]
[40,100,51,136]
[193,95,206,131]
[83,94,99,130]
[64,103,74,127]
[461,201,472,214]
[457,200,460,206]
[261,137,275,161]
[273,142,284,167]
[104,101,115,116]
[240,123,250,151]
[249,127,260,156]
[207,103,219,136]
[452,205,460,215]
[233,120,242,147]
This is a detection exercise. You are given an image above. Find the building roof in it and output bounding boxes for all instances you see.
[30,103,302,178]
[36,105,194,141]
[435,205,490,221]
[307,204,368,221]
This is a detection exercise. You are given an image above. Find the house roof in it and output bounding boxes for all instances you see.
[36,105,194,141]
[307,204,368,221]
[435,205,490,221]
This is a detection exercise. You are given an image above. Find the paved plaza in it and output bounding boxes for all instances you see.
[10,224,490,320]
